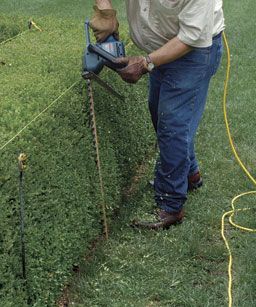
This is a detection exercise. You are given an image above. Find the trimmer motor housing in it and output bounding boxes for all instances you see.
[82,19,126,78]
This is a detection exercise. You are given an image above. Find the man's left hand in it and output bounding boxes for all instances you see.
[117,56,148,84]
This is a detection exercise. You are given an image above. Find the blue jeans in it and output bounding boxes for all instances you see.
[148,34,223,213]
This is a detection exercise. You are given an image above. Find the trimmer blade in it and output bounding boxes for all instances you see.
[82,71,124,101]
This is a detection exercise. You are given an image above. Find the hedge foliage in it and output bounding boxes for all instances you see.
[0,15,25,43]
[0,15,154,306]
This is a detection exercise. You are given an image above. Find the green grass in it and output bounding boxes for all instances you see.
[1,0,256,306]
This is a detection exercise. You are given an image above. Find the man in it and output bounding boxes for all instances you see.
[90,0,225,229]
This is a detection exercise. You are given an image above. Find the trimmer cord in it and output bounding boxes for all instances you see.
[221,32,256,307]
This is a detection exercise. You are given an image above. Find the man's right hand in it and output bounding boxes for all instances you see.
[90,5,119,43]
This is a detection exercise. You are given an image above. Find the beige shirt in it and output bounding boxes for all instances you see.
[125,0,225,53]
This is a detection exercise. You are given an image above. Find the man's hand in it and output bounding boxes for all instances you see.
[117,56,148,84]
[90,5,119,42]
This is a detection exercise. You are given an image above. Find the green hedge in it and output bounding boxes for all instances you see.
[0,16,154,306]
[0,15,26,43]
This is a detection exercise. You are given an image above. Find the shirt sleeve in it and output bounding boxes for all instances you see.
[177,0,214,48]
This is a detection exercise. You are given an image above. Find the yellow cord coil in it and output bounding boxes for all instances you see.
[222,32,256,307]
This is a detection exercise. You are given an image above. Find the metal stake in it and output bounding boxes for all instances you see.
[18,153,27,280]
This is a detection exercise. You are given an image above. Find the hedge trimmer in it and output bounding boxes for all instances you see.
[82,19,126,99]
[82,19,126,238]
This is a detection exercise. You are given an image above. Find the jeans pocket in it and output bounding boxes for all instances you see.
[212,41,223,75]
[184,47,211,65]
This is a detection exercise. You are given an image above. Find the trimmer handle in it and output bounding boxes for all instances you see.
[84,18,126,72]
[88,44,126,70]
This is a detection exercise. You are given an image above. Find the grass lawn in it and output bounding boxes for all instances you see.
[1,0,256,306]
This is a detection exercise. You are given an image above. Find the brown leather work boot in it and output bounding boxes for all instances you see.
[131,209,184,230]
[188,171,203,191]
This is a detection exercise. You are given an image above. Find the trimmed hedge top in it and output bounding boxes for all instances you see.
[0,15,154,306]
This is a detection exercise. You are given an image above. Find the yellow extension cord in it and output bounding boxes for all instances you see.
[222,32,256,307]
